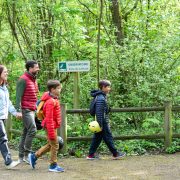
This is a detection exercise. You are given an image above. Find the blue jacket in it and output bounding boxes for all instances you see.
[0,84,17,119]
[90,90,109,127]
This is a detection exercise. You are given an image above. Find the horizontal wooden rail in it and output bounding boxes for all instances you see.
[172,106,180,111]
[67,134,180,141]
[66,106,180,114]
[11,129,180,141]
[11,129,46,140]
[7,103,180,153]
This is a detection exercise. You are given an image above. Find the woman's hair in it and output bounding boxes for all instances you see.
[98,80,111,90]
[0,65,5,75]
[47,80,61,91]
[0,65,7,84]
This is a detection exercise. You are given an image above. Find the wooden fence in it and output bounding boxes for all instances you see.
[6,101,180,153]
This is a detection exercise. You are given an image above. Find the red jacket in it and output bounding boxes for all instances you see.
[41,92,61,140]
[20,72,38,110]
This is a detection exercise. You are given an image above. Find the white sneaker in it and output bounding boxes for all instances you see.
[6,161,20,169]
[23,157,30,164]
[18,158,23,163]
[18,157,30,164]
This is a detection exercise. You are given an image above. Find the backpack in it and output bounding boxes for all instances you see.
[89,96,98,116]
[36,99,56,120]
[36,100,46,120]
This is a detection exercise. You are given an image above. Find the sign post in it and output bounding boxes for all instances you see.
[58,60,90,110]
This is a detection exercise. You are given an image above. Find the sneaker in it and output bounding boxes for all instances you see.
[18,156,30,164]
[113,152,126,160]
[18,158,24,164]
[6,161,20,169]
[23,157,30,164]
[28,153,37,169]
[49,164,64,172]
[86,154,99,160]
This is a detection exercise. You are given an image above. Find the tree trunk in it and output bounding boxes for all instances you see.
[6,1,27,61]
[97,0,103,85]
[110,0,124,45]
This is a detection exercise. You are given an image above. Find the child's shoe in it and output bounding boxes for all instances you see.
[28,152,37,169]
[86,154,99,160]
[49,164,64,172]
[113,152,126,160]
[6,161,20,169]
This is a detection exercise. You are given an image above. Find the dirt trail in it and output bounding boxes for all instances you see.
[0,150,179,180]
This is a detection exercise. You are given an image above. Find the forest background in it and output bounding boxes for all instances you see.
[0,0,179,156]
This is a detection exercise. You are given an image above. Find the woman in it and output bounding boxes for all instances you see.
[0,64,22,169]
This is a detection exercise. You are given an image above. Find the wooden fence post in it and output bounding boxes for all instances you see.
[57,103,67,154]
[164,101,172,149]
[6,115,12,140]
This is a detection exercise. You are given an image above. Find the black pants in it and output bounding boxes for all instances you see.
[89,122,118,156]
[0,119,12,165]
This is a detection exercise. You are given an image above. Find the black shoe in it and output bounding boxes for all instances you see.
[113,152,126,160]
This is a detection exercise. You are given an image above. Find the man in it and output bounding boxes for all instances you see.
[16,60,40,163]
[87,80,126,160]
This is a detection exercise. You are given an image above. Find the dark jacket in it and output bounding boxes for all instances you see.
[91,90,109,127]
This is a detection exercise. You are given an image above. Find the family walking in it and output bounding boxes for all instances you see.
[0,61,125,173]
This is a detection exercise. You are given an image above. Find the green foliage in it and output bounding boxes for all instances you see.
[1,0,179,155]
[165,140,180,154]
[142,118,162,134]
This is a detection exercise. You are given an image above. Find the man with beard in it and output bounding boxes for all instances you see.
[16,60,40,163]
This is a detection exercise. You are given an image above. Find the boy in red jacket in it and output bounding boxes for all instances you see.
[28,80,64,172]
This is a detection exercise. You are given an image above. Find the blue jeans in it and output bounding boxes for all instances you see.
[89,122,118,156]
[19,109,37,158]
[0,119,12,165]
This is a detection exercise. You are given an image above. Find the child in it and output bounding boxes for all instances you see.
[28,80,64,172]
[0,65,22,169]
[87,80,126,160]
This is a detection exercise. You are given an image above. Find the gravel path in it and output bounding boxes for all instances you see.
[0,150,179,180]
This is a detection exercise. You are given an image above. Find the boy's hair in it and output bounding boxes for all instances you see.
[25,60,38,71]
[47,80,61,91]
[99,80,111,90]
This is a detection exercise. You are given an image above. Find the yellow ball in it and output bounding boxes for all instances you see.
[88,121,102,133]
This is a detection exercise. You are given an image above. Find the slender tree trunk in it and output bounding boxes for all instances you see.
[97,0,103,85]
[6,1,27,61]
[110,0,124,45]
[146,0,150,33]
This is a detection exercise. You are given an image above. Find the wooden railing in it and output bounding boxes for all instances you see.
[6,101,180,153]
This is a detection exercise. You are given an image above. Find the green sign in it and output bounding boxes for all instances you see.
[58,61,90,72]
[59,62,67,72]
